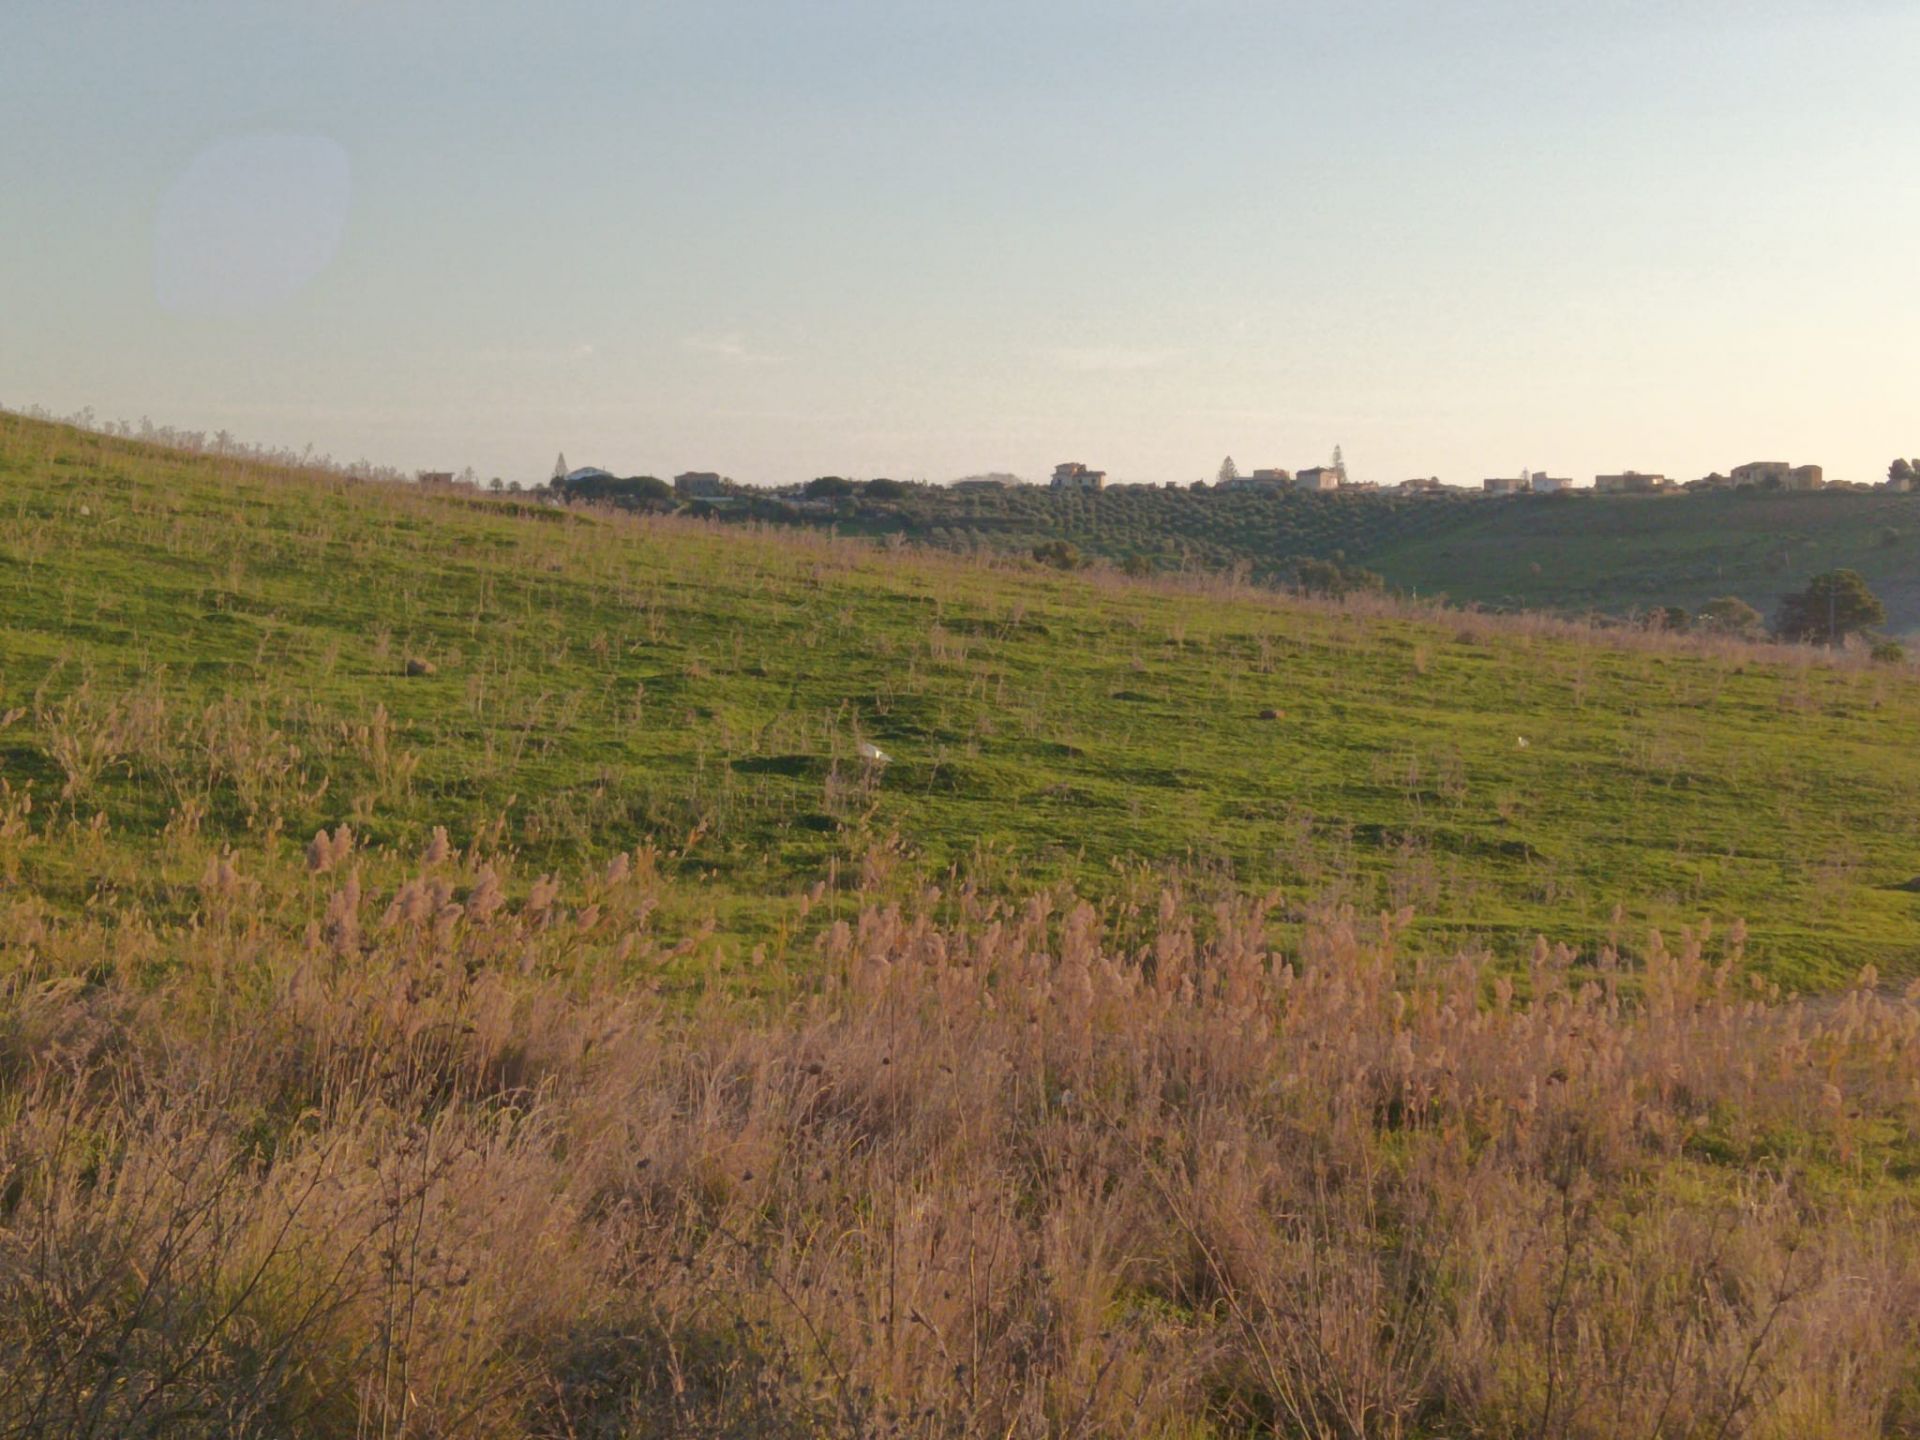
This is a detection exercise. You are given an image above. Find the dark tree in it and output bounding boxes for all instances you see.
[1775,569,1885,645]
[1292,557,1384,598]
[552,473,672,506]
[1892,458,1914,483]
[619,475,673,501]
[864,477,907,499]
[806,475,855,499]
[1031,540,1082,570]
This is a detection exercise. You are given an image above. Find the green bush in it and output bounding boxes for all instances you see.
[1696,596,1764,637]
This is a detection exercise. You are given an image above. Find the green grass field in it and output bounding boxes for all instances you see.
[4,411,1919,987]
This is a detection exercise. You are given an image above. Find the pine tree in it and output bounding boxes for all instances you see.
[1218,456,1239,485]
[1331,445,1347,483]
[551,452,568,486]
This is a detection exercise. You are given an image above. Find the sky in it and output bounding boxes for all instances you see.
[3,0,1918,488]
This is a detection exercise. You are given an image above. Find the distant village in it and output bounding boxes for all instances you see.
[1035,456,1914,497]
[421,450,1918,500]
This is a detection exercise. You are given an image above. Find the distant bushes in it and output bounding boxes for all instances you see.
[554,472,672,505]
[1695,595,1765,637]
[1291,554,1386,597]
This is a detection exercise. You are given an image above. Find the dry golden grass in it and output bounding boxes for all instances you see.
[3,821,1919,1438]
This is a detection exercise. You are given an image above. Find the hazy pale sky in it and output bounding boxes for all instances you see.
[4,1,1917,487]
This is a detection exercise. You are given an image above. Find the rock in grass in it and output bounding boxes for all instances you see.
[1258,707,1285,721]
[404,657,437,677]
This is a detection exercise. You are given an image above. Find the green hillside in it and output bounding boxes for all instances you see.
[709,480,1920,631]
[1371,489,1920,625]
[4,411,1920,986]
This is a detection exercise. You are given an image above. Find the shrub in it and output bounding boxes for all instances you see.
[1696,595,1764,637]
[1293,555,1386,598]
[1031,539,1081,570]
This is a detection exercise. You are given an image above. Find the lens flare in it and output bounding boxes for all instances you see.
[153,134,351,314]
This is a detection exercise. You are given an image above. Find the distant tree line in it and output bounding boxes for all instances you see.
[554,473,673,505]
[1653,571,1896,657]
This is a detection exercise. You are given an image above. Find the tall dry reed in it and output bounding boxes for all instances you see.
[3,835,1918,1438]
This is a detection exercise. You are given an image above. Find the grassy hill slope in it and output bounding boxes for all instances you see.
[1368,489,1920,624]
[732,481,1920,630]
[4,411,1920,985]
[9,413,1920,1438]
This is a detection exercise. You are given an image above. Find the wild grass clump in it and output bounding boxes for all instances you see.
[3,833,1919,1438]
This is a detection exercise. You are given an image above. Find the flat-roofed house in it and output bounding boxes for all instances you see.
[674,471,728,498]
[1051,462,1106,492]
[1730,461,1791,488]
[1595,471,1671,494]
[1730,461,1824,491]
